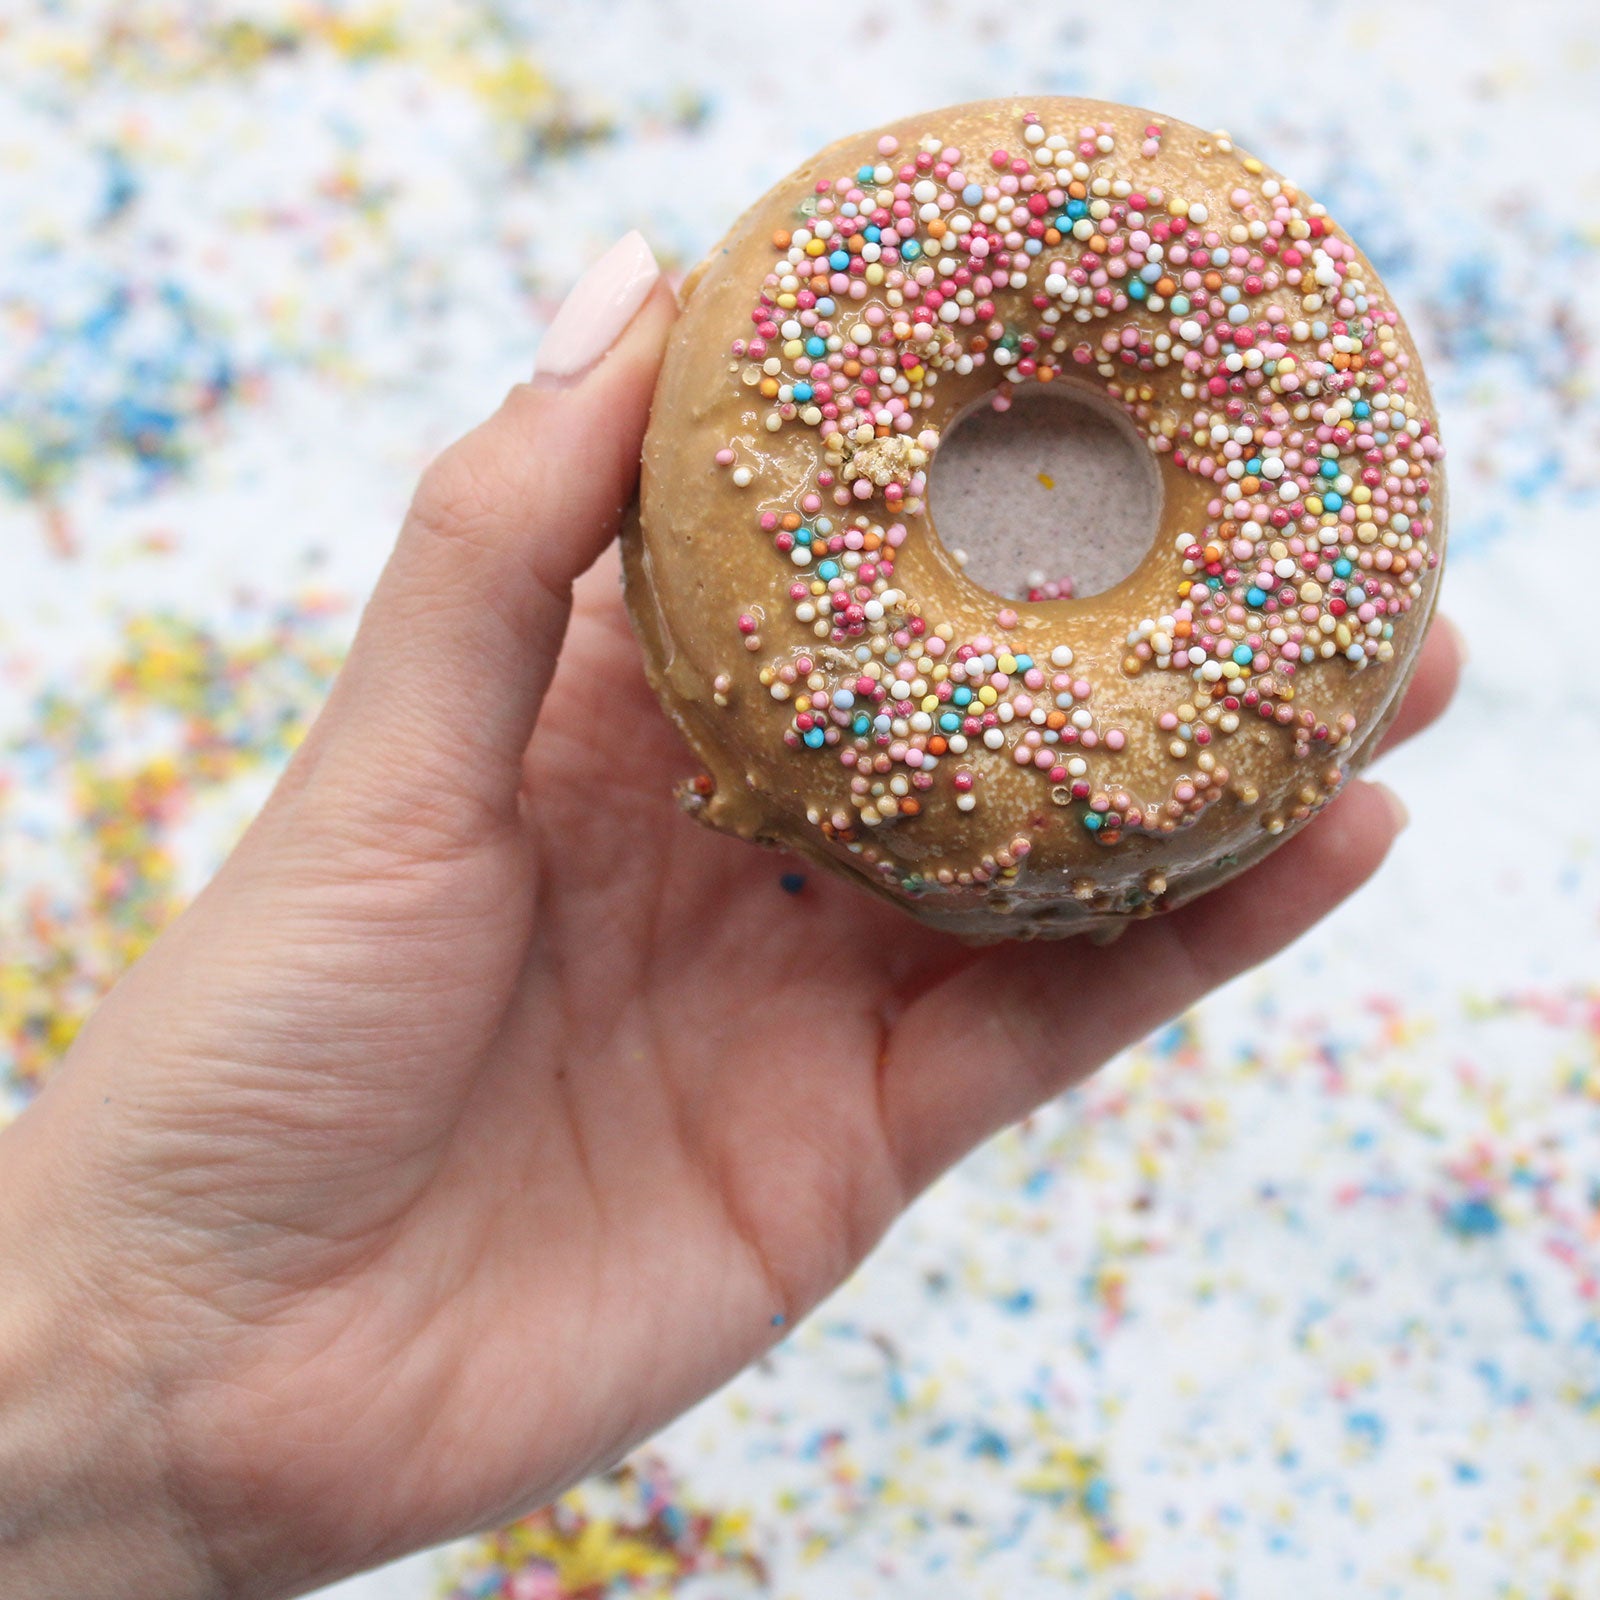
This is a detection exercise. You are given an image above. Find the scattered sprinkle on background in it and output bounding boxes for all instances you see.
[2,3,1597,1597]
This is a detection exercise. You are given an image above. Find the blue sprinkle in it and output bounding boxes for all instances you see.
[939,712,961,733]
[900,239,921,260]
[1232,644,1254,665]
[829,250,849,271]
[1334,558,1353,577]
[779,872,806,895]
[1320,459,1340,478]
[804,335,826,357]
[817,559,839,579]
[864,225,881,243]
[1346,1411,1387,1451]
[1083,813,1103,831]
[1322,491,1344,511]
[1127,279,1147,300]
[951,686,973,706]
[1246,587,1267,608]
[963,183,984,205]
[1445,1197,1502,1238]
[1353,400,1371,418]
[802,726,825,749]
[792,381,813,402]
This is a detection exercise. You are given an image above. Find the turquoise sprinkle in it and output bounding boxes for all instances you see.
[1083,813,1103,831]
[792,382,813,402]
[1065,198,1088,219]
[1170,294,1190,315]
[1320,459,1339,478]
[864,225,881,242]
[1013,654,1034,671]
[857,165,875,182]
[900,239,920,260]
[1322,491,1344,511]
[1128,279,1148,300]
[1353,400,1371,418]
[803,727,825,749]
[1247,458,1263,475]
[1233,644,1254,666]
[1334,558,1353,577]
[804,336,826,357]
[952,686,973,706]
[817,559,839,579]
[829,250,849,271]
[852,713,870,735]
[939,712,961,733]
[1247,586,1267,607]
[794,526,812,545]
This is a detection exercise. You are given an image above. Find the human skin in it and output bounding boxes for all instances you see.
[0,243,1461,1600]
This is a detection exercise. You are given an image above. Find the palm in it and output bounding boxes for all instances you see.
[217,547,1441,1582]
[189,549,956,1577]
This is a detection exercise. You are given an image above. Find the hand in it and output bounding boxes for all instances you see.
[0,234,1462,1600]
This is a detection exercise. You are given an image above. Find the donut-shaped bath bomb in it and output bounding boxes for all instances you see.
[625,97,1445,941]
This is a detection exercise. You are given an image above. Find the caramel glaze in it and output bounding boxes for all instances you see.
[624,98,1445,942]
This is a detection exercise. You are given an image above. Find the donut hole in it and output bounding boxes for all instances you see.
[926,383,1163,602]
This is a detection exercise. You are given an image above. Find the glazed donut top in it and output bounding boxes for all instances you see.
[630,98,1444,937]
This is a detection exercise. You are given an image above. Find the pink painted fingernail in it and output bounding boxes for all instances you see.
[534,231,660,379]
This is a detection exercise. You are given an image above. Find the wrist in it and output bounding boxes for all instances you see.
[0,1121,218,1600]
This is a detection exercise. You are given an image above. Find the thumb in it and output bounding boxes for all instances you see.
[303,231,675,842]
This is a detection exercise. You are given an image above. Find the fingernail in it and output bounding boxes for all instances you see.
[1374,781,1410,833]
[534,231,660,380]
[1439,612,1470,665]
